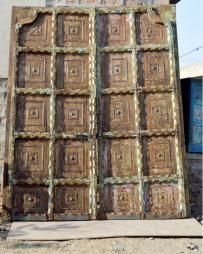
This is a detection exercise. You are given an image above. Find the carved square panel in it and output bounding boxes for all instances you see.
[55,140,89,178]
[14,140,49,180]
[56,96,89,133]
[16,95,50,132]
[13,186,48,215]
[140,93,173,130]
[54,186,89,215]
[57,14,89,47]
[142,136,176,176]
[144,183,179,216]
[18,53,51,88]
[137,13,167,44]
[101,139,137,177]
[101,94,135,132]
[19,14,52,47]
[138,51,170,87]
[99,14,130,46]
[103,184,139,214]
[56,54,89,89]
[101,53,132,89]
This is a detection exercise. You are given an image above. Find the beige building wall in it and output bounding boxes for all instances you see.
[180,62,203,79]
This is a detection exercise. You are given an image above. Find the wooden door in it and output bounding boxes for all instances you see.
[96,7,189,219]
[3,5,190,221]
[4,7,97,221]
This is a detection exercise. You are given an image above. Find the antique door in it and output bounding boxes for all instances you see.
[4,7,97,221]
[3,5,190,220]
[96,7,189,219]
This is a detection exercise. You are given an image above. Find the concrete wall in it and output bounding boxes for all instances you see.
[187,154,202,219]
[180,63,203,79]
[0,79,7,161]
[0,78,7,211]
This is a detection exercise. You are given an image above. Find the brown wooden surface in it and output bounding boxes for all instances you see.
[3,5,189,221]
[46,1,181,7]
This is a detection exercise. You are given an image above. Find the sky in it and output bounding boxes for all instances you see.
[176,0,203,67]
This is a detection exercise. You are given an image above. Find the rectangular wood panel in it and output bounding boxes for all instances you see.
[3,5,189,221]
[56,53,89,90]
[17,53,51,89]
[14,140,49,180]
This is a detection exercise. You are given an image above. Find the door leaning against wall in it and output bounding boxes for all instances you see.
[2,6,190,221]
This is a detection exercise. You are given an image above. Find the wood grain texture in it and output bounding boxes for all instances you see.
[2,5,189,221]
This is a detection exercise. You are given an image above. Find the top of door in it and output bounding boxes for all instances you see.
[45,0,181,7]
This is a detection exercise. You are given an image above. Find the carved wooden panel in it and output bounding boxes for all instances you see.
[16,95,50,132]
[99,14,130,47]
[56,53,89,90]
[17,53,51,88]
[54,186,89,215]
[56,96,89,133]
[103,184,139,214]
[46,0,174,6]
[13,186,48,216]
[14,140,49,180]
[4,6,189,221]
[19,14,52,47]
[101,94,135,132]
[101,139,137,177]
[144,183,179,217]
[137,13,167,45]
[142,136,176,176]
[57,14,89,47]
[138,51,170,87]
[55,140,89,178]
[140,93,173,130]
[101,52,132,89]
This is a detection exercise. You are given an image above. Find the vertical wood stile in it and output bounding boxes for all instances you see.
[89,9,97,219]
[167,14,187,217]
[48,9,56,221]
[130,10,144,218]
[7,17,20,218]
[95,10,103,218]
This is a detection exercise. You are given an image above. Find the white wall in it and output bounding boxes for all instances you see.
[0,0,45,78]
[180,63,203,79]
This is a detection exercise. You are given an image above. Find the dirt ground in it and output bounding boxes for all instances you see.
[0,238,202,254]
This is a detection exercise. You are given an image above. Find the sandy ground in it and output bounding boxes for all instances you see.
[0,238,202,254]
